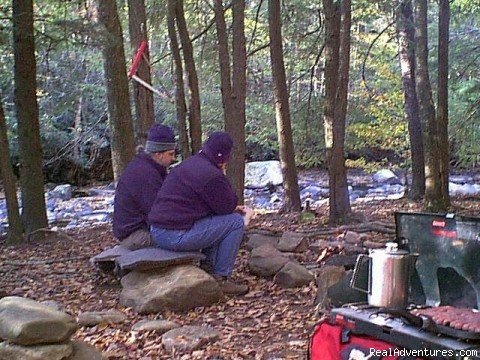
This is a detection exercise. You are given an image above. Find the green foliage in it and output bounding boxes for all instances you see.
[291,96,326,168]
[451,0,480,13]
[447,8,480,167]
[450,81,480,168]
[346,26,409,165]
[345,158,387,173]
[244,102,278,161]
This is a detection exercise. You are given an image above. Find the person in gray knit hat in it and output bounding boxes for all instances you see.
[113,124,176,250]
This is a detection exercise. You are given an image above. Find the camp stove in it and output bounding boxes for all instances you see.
[323,212,480,359]
[329,304,480,359]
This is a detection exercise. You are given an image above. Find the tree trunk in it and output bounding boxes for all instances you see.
[128,0,155,144]
[73,96,83,163]
[73,94,83,184]
[323,0,339,160]
[167,0,189,159]
[397,0,425,200]
[331,0,352,222]
[12,0,48,234]
[437,0,450,207]
[213,0,246,203]
[268,0,301,212]
[97,0,136,181]
[230,0,247,204]
[176,0,202,154]
[214,0,234,122]
[323,0,351,224]
[0,98,24,244]
[414,0,447,211]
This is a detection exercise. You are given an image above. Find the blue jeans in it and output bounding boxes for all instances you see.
[151,213,244,277]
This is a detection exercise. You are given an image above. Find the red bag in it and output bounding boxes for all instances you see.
[309,320,421,360]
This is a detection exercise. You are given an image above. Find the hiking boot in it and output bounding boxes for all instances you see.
[213,275,249,296]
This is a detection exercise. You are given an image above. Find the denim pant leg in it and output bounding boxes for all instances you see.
[151,213,244,277]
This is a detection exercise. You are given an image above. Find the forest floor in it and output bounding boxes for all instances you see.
[1,194,479,359]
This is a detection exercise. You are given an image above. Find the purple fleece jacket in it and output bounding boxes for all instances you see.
[113,150,167,239]
[148,151,238,230]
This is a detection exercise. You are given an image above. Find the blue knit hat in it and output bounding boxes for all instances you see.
[202,131,234,164]
[145,124,176,153]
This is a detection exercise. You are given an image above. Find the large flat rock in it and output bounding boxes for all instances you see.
[91,246,205,274]
[116,247,205,272]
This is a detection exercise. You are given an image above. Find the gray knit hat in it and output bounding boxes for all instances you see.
[145,124,176,153]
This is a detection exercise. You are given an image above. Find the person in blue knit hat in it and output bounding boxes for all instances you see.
[149,131,249,296]
[113,123,176,250]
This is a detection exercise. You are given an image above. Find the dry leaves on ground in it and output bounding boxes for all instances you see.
[0,195,479,359]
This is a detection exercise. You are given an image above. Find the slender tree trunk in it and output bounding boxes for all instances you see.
[213,0,246,202]
[128,0,155,144]
[331,0,352,221]
[397,0,425,199]
[176,0,202,154]
[268,0,301,212]
[167,0,189,159]
[414,0,446,211]
[12,0,48,234]
[73,96,83,163]
[323,0,339,163]
[214,0,234,122]
[323,0,351,224]
[73,94,83,184]
[97,0,136,181]
[230,0,247,203]
[437,0,450,207]
[0,99,24,244]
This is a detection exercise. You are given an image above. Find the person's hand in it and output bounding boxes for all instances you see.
[242,206,255,226]
[235,205,246,214]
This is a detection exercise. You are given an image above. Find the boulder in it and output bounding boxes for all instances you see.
[324,254,360,270]
[244,233,279,250]
[342,231,362,244]
[245,161,283,189]
[49,184,73,201]
[313,265,346,308]
[119,265,223,314]
[132,319,179,333]
[326,271,368,307]
[0,297,77,346]
[276,232,309,253]
[372,169,398,183]
[0,341,72,360]
[162,325,220,352]
[247,244,289,278]
[77,310,126,327]
[300,185,329,200]
[68,340,103,360]
[273,261,314,288]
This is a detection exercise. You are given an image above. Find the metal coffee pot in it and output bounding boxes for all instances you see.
[351,242,418,309]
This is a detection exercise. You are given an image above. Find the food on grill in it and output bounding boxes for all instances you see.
[411,306,480,333]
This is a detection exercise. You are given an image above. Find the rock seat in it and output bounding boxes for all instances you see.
[91,246,205,275]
